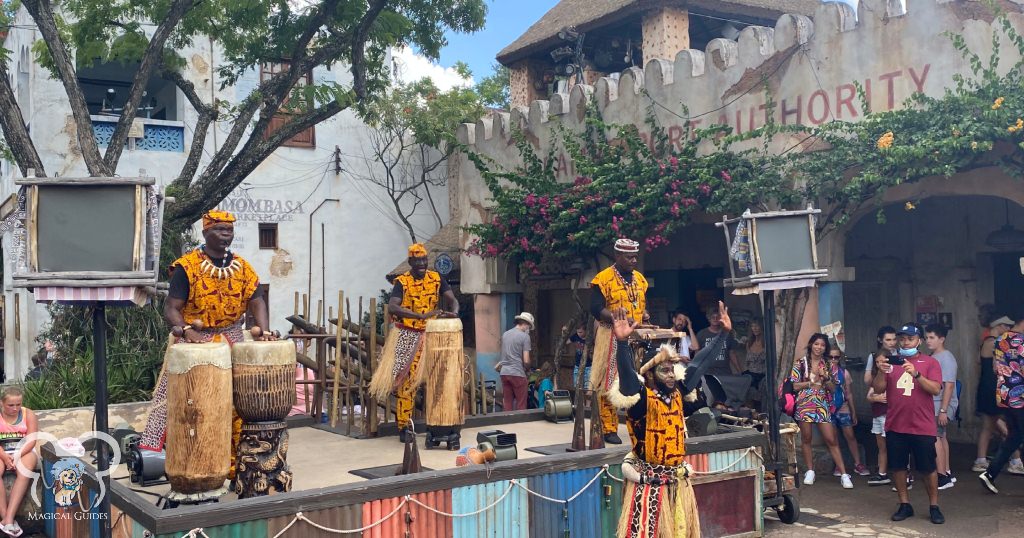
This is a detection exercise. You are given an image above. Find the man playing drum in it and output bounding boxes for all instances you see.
[140,210,276,471]
[370,243,459,441]
[590,238,650,444]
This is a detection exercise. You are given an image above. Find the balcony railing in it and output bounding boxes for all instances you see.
[91,116,185,152]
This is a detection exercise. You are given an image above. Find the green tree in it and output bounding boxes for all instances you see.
[0,0,486,234]
[355,74,485,241]
[475,62,510,109]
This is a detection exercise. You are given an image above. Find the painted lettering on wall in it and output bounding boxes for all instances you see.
[217,195,306,222]
[547,64,931,179]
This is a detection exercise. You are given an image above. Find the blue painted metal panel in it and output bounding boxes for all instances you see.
[452,479,528,538]
[527,467,602,538]
[600,465,625,538]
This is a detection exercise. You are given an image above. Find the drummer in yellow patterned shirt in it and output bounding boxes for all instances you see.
[589,238,650,444]
[369,243,459,441]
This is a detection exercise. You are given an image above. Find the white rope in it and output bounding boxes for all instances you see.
[407,481,515,517]
[512,466,608,503]
[181,529,212,538]
[295,499,408,534]
[691,447,760,475]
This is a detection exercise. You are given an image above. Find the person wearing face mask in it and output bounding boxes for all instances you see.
[872,323,945,525]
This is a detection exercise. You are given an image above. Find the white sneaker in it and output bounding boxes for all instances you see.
[1008,461,1024,475]
[804,470,816,485]
[841,474,854,489]
[972,459,989,472]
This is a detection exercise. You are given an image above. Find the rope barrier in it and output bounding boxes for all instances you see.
[177,448,760,537]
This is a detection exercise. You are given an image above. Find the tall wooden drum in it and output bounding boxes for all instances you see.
[231,340,297,422]
[165,342,233,498]
[418,318,466,427]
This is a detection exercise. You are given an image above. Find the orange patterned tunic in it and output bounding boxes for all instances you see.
[627,388,687,466]
[171,249,260,329]
[591,266,648,323]
[393,271,442,330]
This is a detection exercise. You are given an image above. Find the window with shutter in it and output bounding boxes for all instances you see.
[260,62,316,148]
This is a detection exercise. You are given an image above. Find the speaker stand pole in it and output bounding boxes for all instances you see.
[94,302,111,538]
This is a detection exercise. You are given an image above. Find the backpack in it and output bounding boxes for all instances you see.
[777,358,806,417]
[831,367,846,414]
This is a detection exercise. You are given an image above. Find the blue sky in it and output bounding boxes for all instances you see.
[438,0,860,81]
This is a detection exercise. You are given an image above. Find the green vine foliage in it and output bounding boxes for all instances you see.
[466,14,1024,271]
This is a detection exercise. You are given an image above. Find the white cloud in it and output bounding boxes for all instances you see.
[392,46,473,91]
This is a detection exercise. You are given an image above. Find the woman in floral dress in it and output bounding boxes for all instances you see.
[790,333,854,489]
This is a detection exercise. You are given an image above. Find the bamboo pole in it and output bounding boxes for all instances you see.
[346,297,354,436]
[469,360,477,416]
[368,297,378,435]
[357,298,366,427]
[479,372,487,416]
[316,300,324,330]
[330,291,344,428]
[294,292,312,416]
[302,293,310,321]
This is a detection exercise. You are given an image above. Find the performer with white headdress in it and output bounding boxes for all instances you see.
[589,238,650,444]
[605,302,734,538]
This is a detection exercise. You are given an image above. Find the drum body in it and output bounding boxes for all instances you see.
[419,318,466,426]
[232,340,297,422]
[165,342,233,495]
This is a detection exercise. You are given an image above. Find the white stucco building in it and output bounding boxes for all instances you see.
[0,7,449,380]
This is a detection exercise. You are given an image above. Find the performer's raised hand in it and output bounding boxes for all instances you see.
[718,301,732,332]
[612,308,638,341]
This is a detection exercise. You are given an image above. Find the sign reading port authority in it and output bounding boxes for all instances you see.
[11,431,122,521]
[216,193,306,222]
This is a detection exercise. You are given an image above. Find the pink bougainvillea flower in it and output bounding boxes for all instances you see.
[524,193,537,207]
[627,181,637,190]
[698,183,711,195]
[579,215,588,225]
[485,245,499,257]
[721,170,732,182]
[519,238,529,250]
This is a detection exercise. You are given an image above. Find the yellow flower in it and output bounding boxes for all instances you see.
[1010,119,1024,133]
[971,141,979,150]
[877,131,894,150]
[993,97,1005,110]
[905,202,916,211]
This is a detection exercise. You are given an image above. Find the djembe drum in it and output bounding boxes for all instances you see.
[231,340,296,498]
[417,318,466,450]
[165,342,233,503]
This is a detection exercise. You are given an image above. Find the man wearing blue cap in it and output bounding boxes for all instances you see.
[872,323,945,525]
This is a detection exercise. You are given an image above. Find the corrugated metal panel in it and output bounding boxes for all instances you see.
[708,448,759,473]
[527,468,602,538]
[269,504,363,537]
[600,465,625,538]
[452,479,527,538]
[155,520,267,538]
[363,490,452,538]
[684,452,708,473]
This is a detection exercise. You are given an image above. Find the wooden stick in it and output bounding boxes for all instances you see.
[15,176,156,185]
[329,290,343,428]
[293,291,299,318]
[469,360,477,416]
[14,271,157,280]
[13,293,20,342]
[345,297,354,436]
[357,298,366,428]
[368,297,378,436]
[302,294,309,322]
[479,372,487,416]
[11,278,159,288]
[316,300,323,330]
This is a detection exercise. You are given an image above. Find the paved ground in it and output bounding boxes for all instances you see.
[764,446,1024,537]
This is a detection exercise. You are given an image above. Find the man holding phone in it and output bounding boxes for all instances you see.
[872,323,944,525]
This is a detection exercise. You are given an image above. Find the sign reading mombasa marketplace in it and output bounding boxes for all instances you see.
[217,195,306,222]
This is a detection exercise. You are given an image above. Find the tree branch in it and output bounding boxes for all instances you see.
[22,0,110,176]
[103,0,197,170]
[162,66,218,191]
[350,0,389,100]
[0,62,46,176]
[166,96,348,229]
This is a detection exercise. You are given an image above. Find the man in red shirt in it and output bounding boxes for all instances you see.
[872,323,944,525]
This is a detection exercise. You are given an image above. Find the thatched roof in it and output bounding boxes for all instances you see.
[497,0,821,65]
[386,222,462,283]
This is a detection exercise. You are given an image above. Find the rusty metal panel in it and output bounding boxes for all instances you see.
[452,479,527,538]
[694,473,758,537]
[600,465,625,538]
[527,468,602,537]
[268,504,363,537]
[363,490,452,538]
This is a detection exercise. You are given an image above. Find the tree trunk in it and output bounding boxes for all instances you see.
[773,287,811,386]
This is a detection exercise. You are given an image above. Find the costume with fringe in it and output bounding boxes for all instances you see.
[590,265,649,434]
[368,269,451,429]
[608,334,731,538]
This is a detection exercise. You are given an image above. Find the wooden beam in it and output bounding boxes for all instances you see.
[15,176,156,185]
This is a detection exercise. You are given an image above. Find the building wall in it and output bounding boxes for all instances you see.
[0,11,446,379]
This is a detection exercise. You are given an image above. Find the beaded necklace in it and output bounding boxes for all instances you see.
[198,246,241,279]
[612,265,640,310]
